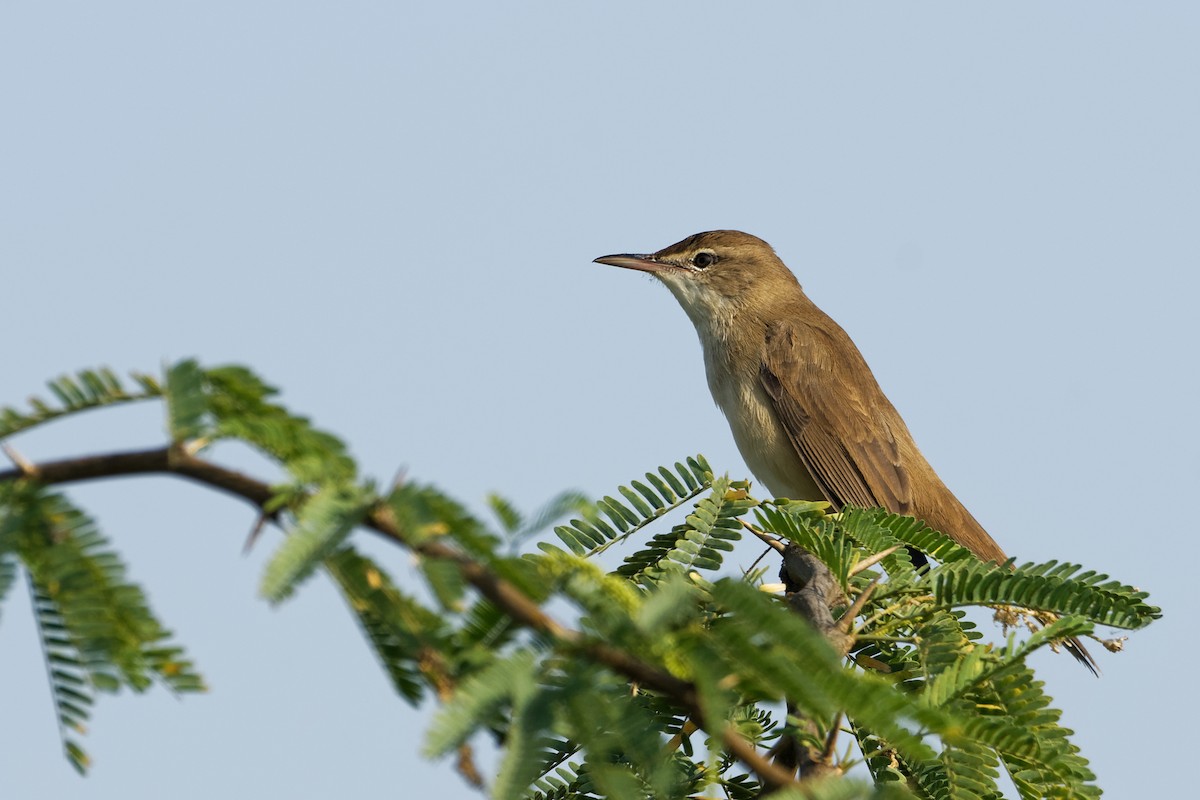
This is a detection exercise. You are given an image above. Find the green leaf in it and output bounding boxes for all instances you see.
[0,551,16,623]
[934,559,1158,629]
[617,476,751,582]
[324,546,448,704]
[766,779,913,800]
[0,367,160,438]
[554,458,714,559]
[0,484,203,774]
[505,490,591,550]
[425,650,538,757]
[759,505,858,589]
[706,580,949,762]
[260,482,375,603]
[421,556,468,611]
[204,364,357,484]
[848,507,979,566]
[1,484,205,695]
[28,577,95,771]
[164,358,209,442]
[63,739,91,775]
[489,493,524,534]
[493,689,559,800]
[987,661,1099,798]
[388,482,501,560]
[633,572,702,636]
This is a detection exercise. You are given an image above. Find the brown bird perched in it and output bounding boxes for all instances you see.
[595,230,1096,671]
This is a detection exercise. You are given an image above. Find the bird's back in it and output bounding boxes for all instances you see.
[761,295,1010,564]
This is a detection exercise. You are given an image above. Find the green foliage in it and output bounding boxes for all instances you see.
[0,358,363,773]
[768,780,917,800]
[325,546,444,702]
[0,362,1162,795]
[389,481,501,562]
[425,649,540,758]
[0,486,205,695]
[0,550,15,619]
[758,502,858,589]
[206,365,357,483]
[524,738,586,799]
[847,506,980,567]
[616,475,752,583]
[704,580,943,761]
[162,360,358,484]
[164,359,208,441]
[27,577,95,774]
[932,559,1155,629]
[0,483,205,772]
[550,458,713,558]
[259,481,377,603]
[987,662,1099,798]
[491,489,591,552]
[415,462,1159,798]
[0,367,162,439]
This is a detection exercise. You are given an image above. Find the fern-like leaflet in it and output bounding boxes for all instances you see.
[552,457,713,558]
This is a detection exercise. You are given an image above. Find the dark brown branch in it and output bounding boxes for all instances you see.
[780,544,852,655]
[0,446,797,792]
[0,447,277,508]
[767,544,852,785]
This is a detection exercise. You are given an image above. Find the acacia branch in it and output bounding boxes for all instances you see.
[0,446,797,792]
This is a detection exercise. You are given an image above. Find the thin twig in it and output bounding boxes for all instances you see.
[821,712,843,764]
[838,576,881,635]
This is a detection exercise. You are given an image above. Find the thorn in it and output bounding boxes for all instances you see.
[454,742,485,789]
[838,576,881,635]
[821,712,843,763]
[741,520,785,553]
[389,467,408,494]
[242,514,269,554]
[182,437,209,456]
[849,545,900,576]
[1,442,40,479]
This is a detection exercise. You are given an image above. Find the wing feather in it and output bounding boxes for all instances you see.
[759,319,912,514]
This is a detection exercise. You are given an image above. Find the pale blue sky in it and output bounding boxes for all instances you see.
[2,3,1196,797]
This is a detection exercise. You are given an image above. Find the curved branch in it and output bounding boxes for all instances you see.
[0,446,797,792]
[0,447,277,507]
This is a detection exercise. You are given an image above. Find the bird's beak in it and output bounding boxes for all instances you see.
[593,253,664,274]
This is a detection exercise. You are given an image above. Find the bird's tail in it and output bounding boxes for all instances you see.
[1034,610,1099,676]
[996,606,1099,674]
[1064,636,1099,675]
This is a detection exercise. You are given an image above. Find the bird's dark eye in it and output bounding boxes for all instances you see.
[692,251,717,269]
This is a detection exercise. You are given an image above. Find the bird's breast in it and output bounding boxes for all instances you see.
[702,345,824,503]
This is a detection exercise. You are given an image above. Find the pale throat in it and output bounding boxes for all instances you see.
[658,275,824,503]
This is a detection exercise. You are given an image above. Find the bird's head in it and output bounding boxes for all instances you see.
[594,230,800,327]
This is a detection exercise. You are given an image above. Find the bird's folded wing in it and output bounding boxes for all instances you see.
[759,319,912,514]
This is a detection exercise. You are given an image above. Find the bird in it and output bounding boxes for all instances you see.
[595,229,1096,671]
